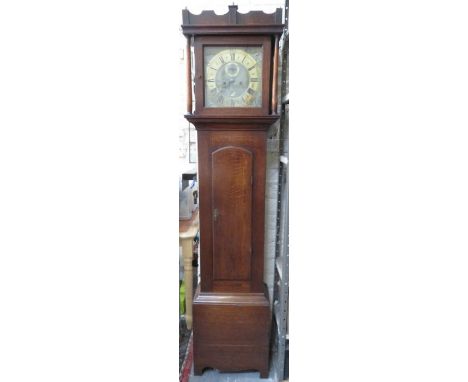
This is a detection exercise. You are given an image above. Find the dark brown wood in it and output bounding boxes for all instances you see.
[182,5,283,378]
[182,5,283,32]
[181,25,284,36]
[272,34,279,114]
[185,114,279,130]
[182,5,283,37]
[186,36,192,114]
[196,129,268,293]
[193,285,271,378]
[212,146,252,281]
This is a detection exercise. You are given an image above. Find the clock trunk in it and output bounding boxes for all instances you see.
[196,129,267,294]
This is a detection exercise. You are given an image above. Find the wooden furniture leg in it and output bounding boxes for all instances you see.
[180,235,194,329]
[179,211,199,330]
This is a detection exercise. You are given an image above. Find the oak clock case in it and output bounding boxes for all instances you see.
[182,6,283,379]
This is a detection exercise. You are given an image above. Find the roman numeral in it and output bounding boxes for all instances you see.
[247,88,255,96]
[248,64,256,71]
[230,51,235,61]
[207,79,215,82]
[208,66,217,71]
[219,56,225,64]
[250,78,259,82]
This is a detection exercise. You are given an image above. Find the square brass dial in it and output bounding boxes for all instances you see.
[204,46,263,108]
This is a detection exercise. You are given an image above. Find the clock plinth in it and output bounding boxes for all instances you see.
[182,5,283,378]
[193,286,271,378]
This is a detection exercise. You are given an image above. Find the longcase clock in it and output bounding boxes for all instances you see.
[181,5,284,378]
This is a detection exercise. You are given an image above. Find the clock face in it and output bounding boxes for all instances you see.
[204,46,263,108]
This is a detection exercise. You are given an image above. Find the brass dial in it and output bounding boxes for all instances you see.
[204,46,262,108]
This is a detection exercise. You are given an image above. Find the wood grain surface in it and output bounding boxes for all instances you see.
[212,146,253,281]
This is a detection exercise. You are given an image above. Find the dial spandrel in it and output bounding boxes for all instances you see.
[204,46,263,108]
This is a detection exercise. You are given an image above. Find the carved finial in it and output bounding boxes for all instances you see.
[228,4,238,24]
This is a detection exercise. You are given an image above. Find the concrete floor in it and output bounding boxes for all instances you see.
[188,365,274,382]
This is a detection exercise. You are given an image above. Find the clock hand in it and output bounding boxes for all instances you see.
[224,78,235,96]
